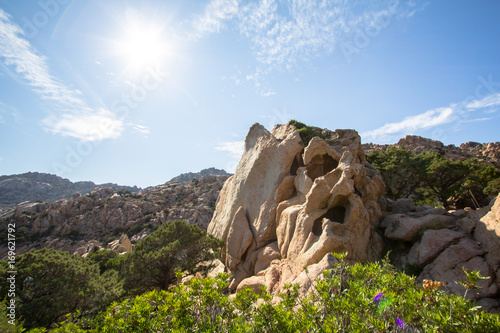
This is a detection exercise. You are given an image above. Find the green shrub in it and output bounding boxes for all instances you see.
[0,299,24,332]
[0,248,124,330]
[52,254,499,332]
[367,148,500,209]
[288,120,330,146]
[122,220,224,294]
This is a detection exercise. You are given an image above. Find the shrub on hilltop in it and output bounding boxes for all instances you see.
[288,120,331,146]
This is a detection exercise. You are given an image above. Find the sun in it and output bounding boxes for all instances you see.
[116,21,169,72]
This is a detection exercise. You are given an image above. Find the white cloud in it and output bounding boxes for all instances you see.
[466,92,500,110]
[189,1,423,96]
[191,0,239,38]
[0,9,123,141]
[362,107,455,142]
[239,0,344,68]
[0,10,85,107]
[215,140,244,159]
[214,140,244,173]
[237,0,419,70]
[362,92,500,143]
[42,108,123,141]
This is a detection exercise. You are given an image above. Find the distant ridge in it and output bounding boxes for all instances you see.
[0,172,139,209]
[362,135,500,169]
[168,167,231,183]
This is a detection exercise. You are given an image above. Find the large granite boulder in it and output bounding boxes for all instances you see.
[208,123,386,292]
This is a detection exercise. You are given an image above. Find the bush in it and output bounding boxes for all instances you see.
[0,248,124,329]
[0,299,24,332]
[288,120,330,146]
[122,220,224,294]
[53,254,499,332]
[367,148,500,209]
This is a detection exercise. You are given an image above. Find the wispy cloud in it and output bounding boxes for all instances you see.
[237,0,419,70]
[362,92,500,143]
[42,109,124,141]
[240,0,345,68]
[362,107,455,143]
[214,140,245,173]
[191,0,422,94]
[0,9,123,141]
[129,123,151,137]
[466,92,500,110]
[460,117,492,123]
[215,140,244,159]
[191,0,239,39]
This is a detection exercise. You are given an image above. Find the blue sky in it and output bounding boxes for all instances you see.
[0,0,499,187]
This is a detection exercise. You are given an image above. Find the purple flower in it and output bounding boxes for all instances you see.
[373,293,383,302]
[396,318,407,328]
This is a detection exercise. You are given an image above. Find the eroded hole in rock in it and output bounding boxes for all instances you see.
[355,187,362,198]
[290,153,304,176]
[325,206,346,224]
[312,217,323,236]
[307,154,339,181]
[312,204,347,237]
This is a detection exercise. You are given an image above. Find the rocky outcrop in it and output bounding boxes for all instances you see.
[380,195,500,312]
[0,172,139,209]
[208,123,386,293]
[362,135,500,169]
[107,234,133,253]
[168,168,231,183]
[0,174,228,259]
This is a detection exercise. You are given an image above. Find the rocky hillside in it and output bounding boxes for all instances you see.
[168,167,230,183]
[0,172,139,210]
[0,174,229,259]
[362,135,500,168]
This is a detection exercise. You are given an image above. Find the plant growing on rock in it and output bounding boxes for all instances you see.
[288,119,331,145]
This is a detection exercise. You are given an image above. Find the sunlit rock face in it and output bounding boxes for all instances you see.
[208,123,386,293]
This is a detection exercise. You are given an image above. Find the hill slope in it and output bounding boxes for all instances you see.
[168,167,230,183]
[0,174,229,259]
[0,172,139,209]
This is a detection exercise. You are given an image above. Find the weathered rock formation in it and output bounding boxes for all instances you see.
[380,195,500,313]
[208,123,386,293]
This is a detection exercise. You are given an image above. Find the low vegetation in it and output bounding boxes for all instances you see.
[4,253,497,332]
[0,220,222,331]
